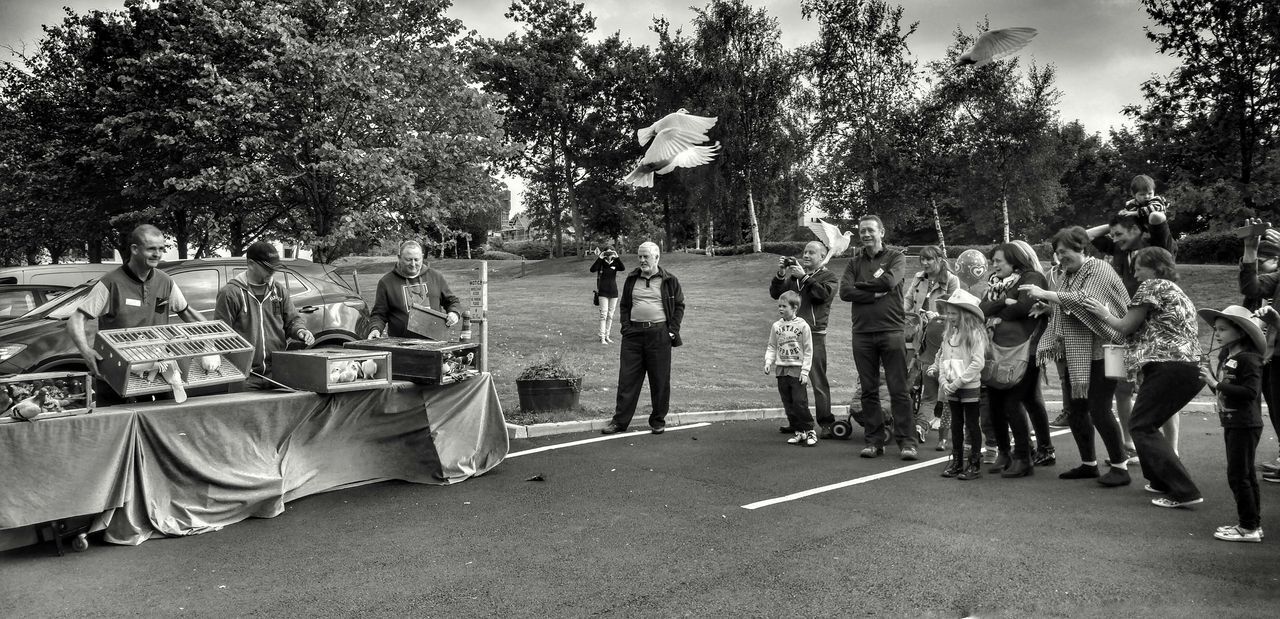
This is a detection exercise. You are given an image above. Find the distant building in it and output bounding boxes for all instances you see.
[500,213,534,242]
[799,204,831,227]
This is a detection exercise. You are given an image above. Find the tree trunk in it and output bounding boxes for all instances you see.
[663,192,671,251]
[88,238,103,264]
[1001,194,1010,243]
[745,173,762,253]
[174,207,189,259]
[229,217,246,257]
[707,219,715,256]
[931,196,947,257]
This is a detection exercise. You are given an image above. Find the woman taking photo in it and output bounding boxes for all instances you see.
[1020,226,1132,486]
[980,241,1053,477]
[590,247,625,344]
[904,245,960,449]
[1083,247,1205,508]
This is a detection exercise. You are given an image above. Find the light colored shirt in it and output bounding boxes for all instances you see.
[77,264,188,331]
[630,273,666,322]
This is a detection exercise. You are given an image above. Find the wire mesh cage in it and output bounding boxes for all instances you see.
[94,321,254,397]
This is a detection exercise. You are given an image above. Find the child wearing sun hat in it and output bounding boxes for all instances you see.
[929,289,990,481]
[1198,305,1268,543]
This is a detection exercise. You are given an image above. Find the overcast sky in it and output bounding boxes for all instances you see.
[2,0,1182,214]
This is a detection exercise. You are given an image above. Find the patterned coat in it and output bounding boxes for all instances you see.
[1035,258,1129,399]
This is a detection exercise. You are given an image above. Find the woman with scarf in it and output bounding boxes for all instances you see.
[1020,227,1132,487]
[904,245,960,450]
[980,241,1053,477]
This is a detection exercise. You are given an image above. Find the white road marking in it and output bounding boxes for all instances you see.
[507,422,712,458]
[741,428,1075,510]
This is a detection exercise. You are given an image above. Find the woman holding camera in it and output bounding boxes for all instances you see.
[590,247,626,344]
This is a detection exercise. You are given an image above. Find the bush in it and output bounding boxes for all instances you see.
[503,240,551,260]
[487,238,504,251]
[482,250,522,261]
[712,241,811,256]
[1176,230,1239,264]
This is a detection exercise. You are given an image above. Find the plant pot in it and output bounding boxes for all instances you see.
[516,377,582,412]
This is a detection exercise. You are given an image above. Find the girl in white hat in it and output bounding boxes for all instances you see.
[929,289,990,480]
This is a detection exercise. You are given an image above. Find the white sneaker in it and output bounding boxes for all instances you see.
[787,431,804,445]
[804,429,818,447]
[1152,497,1204,509]
[1216,524,1264,539]
[1260,456,1280,473]
[1214,525,1262,543]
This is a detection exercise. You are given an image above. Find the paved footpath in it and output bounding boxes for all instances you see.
[3,412,1278,617]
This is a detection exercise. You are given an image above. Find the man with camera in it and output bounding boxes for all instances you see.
[770,241,840,436]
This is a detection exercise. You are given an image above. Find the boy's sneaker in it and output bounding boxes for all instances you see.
[1151,496,1204,509]
[1260,455,1280,473]
[1125,446,1140,465]
[1262,471,1280,483]
[901,446,919,461]
[1049,410,1071,428]
[787,431,804,445]
[1213,525,1261,543]
[803,429,818,447]
[860,445,884,458]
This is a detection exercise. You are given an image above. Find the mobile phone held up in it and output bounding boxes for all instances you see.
[1234,222,1271,239]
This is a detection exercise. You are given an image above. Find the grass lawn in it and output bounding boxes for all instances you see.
[342,253,1241,423]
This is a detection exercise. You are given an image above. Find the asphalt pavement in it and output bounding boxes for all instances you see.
[3,412,1279,617]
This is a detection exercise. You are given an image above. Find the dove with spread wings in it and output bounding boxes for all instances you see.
[807,219,853,268]
[955,27,1037,69]
[623,109,721,188]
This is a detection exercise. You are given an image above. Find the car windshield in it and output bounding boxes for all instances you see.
[19,284,90,320]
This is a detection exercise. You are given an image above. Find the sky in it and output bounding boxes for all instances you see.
[2,0,1181,215]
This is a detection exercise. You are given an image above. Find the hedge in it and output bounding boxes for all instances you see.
[502,240,551,260]
[1176,230,1240,264]
[482,250,523,261]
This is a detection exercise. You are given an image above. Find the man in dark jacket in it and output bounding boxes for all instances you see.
[839,215,916,460]
[369,241,461,339]
[215,241,314,388]
[771,240,840,435]
[602,242,685,435]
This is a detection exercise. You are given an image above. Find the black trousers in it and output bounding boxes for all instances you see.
[1262,363,1280,452]
[988,364,1038,459]
[810,333,834,427]
[1224,426,1263,530]
[949,400,981,460]
[777,375,813,431]
[612,322,672,429]
[1023,366,1054,450]
[1063,358,1126,466]
[1131,362,1203,501]
[852,330,915,448]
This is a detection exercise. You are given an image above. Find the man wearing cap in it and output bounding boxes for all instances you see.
[68,224,206,380]
[1239,222,1280,474]
[368,241,461,339]
[215,241,314,387]
[770,240,840,436]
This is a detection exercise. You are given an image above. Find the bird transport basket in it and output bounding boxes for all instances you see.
[1102,344,1127,379]
[269,349,392,394]
[94,321,254,398]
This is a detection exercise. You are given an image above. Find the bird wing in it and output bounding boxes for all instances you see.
[641,128,706,165]
[665,141,720,171]
[637,110,717,146]
[623,164,654,187]
[807,219,840,249]
[969,27,1037,66]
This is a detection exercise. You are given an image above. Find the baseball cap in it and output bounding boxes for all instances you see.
[246,241,284,270]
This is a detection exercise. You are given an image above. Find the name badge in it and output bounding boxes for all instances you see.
[873,268,884,278]
[1225,359,1238,369]
[125,298,142,307]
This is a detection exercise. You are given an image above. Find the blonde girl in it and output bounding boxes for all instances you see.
[929,289,990,480]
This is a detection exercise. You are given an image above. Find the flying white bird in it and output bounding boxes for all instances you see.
[623,128,721,188]
[636,109,717,146]
[807,219,854,268]
[955,27,1037,68]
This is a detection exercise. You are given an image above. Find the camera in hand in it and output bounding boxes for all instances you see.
[1235,222,1272,239]
[781,256,799,267]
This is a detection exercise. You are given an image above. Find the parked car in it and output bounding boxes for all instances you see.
[0,284,71,323]
[0,263,119,287]
[0,260,370,374]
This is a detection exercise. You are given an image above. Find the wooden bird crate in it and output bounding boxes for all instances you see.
[406,303,451,341]
[269,350,392,394]
[344,338,479,386]
[0,371,95,423]
[93,321,254,398]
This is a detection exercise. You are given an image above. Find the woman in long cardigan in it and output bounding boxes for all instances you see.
[980,242,1051,477]
[1020,226,1132,486]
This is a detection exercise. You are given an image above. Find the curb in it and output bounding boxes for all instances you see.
[506,399,1222,441]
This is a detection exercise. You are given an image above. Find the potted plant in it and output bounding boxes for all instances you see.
[515,352,585,412]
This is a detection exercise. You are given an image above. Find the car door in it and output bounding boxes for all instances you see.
[168,268,223,319]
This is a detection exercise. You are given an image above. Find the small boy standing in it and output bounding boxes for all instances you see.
[766,291,815,446]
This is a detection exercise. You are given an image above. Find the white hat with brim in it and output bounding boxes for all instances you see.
[1198,305,1268,355]
[935,289,985,323]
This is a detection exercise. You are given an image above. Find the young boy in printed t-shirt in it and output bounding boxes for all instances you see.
[765,291,815,446]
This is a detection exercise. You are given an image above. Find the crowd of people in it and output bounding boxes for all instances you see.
[591,174,1275,545]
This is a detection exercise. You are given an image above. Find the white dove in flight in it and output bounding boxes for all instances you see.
[807,219,853,267]
[623,128,721,188]
[955,27,1037,68]
[637,109,718,146]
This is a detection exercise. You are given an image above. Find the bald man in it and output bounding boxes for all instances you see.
[369,241,461,339]
[770,240,840,436]
[602,242,685,435]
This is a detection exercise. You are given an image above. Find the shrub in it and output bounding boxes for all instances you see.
[1176,230,1239,264]
[503,240,551,260]
[517,352,586,384]
[482,250,522,261]
[487,238,505,251]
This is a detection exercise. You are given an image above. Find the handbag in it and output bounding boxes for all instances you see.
[982,337,1032,389]
[592,291,599,306]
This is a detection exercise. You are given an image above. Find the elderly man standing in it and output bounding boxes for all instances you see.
[369,241,461,339]
[215,241,314,388]
[839,215,916,460]
[602,242,685,435]
[770,240,840,436]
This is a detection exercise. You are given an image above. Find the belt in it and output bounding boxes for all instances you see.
[631,320,666,328]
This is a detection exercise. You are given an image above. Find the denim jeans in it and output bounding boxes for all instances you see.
[1224,426,1262,529]
[777,375,813,432]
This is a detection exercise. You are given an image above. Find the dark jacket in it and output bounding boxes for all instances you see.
[769,267,839,334]
[1239,262,1280,315]
[838,245,906,334]
[370,268,461,337]
[1212,349,1264,428]
[980,270,1048,353]
[214,272,306,375]
[1092,220,1175,295]
[590,256,626,298]
[620,266,685,347]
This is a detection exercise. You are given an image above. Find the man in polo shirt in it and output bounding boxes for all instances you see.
[839,214,916,460]
[602,242,685,435]
[68,224,205,386]
[215,241,314,388]
[770,240,840,436]
[368,241,461,339]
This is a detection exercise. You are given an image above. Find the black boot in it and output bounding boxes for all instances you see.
[958,455,983,480]
[941,455,964,478]
[989,451,1011,474]
[1001,457,1034,478]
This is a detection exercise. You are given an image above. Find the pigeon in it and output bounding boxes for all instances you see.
[636,109,717,146]
[807,219,854,268]
[955,27,1037,68]
[623,128,721,188]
